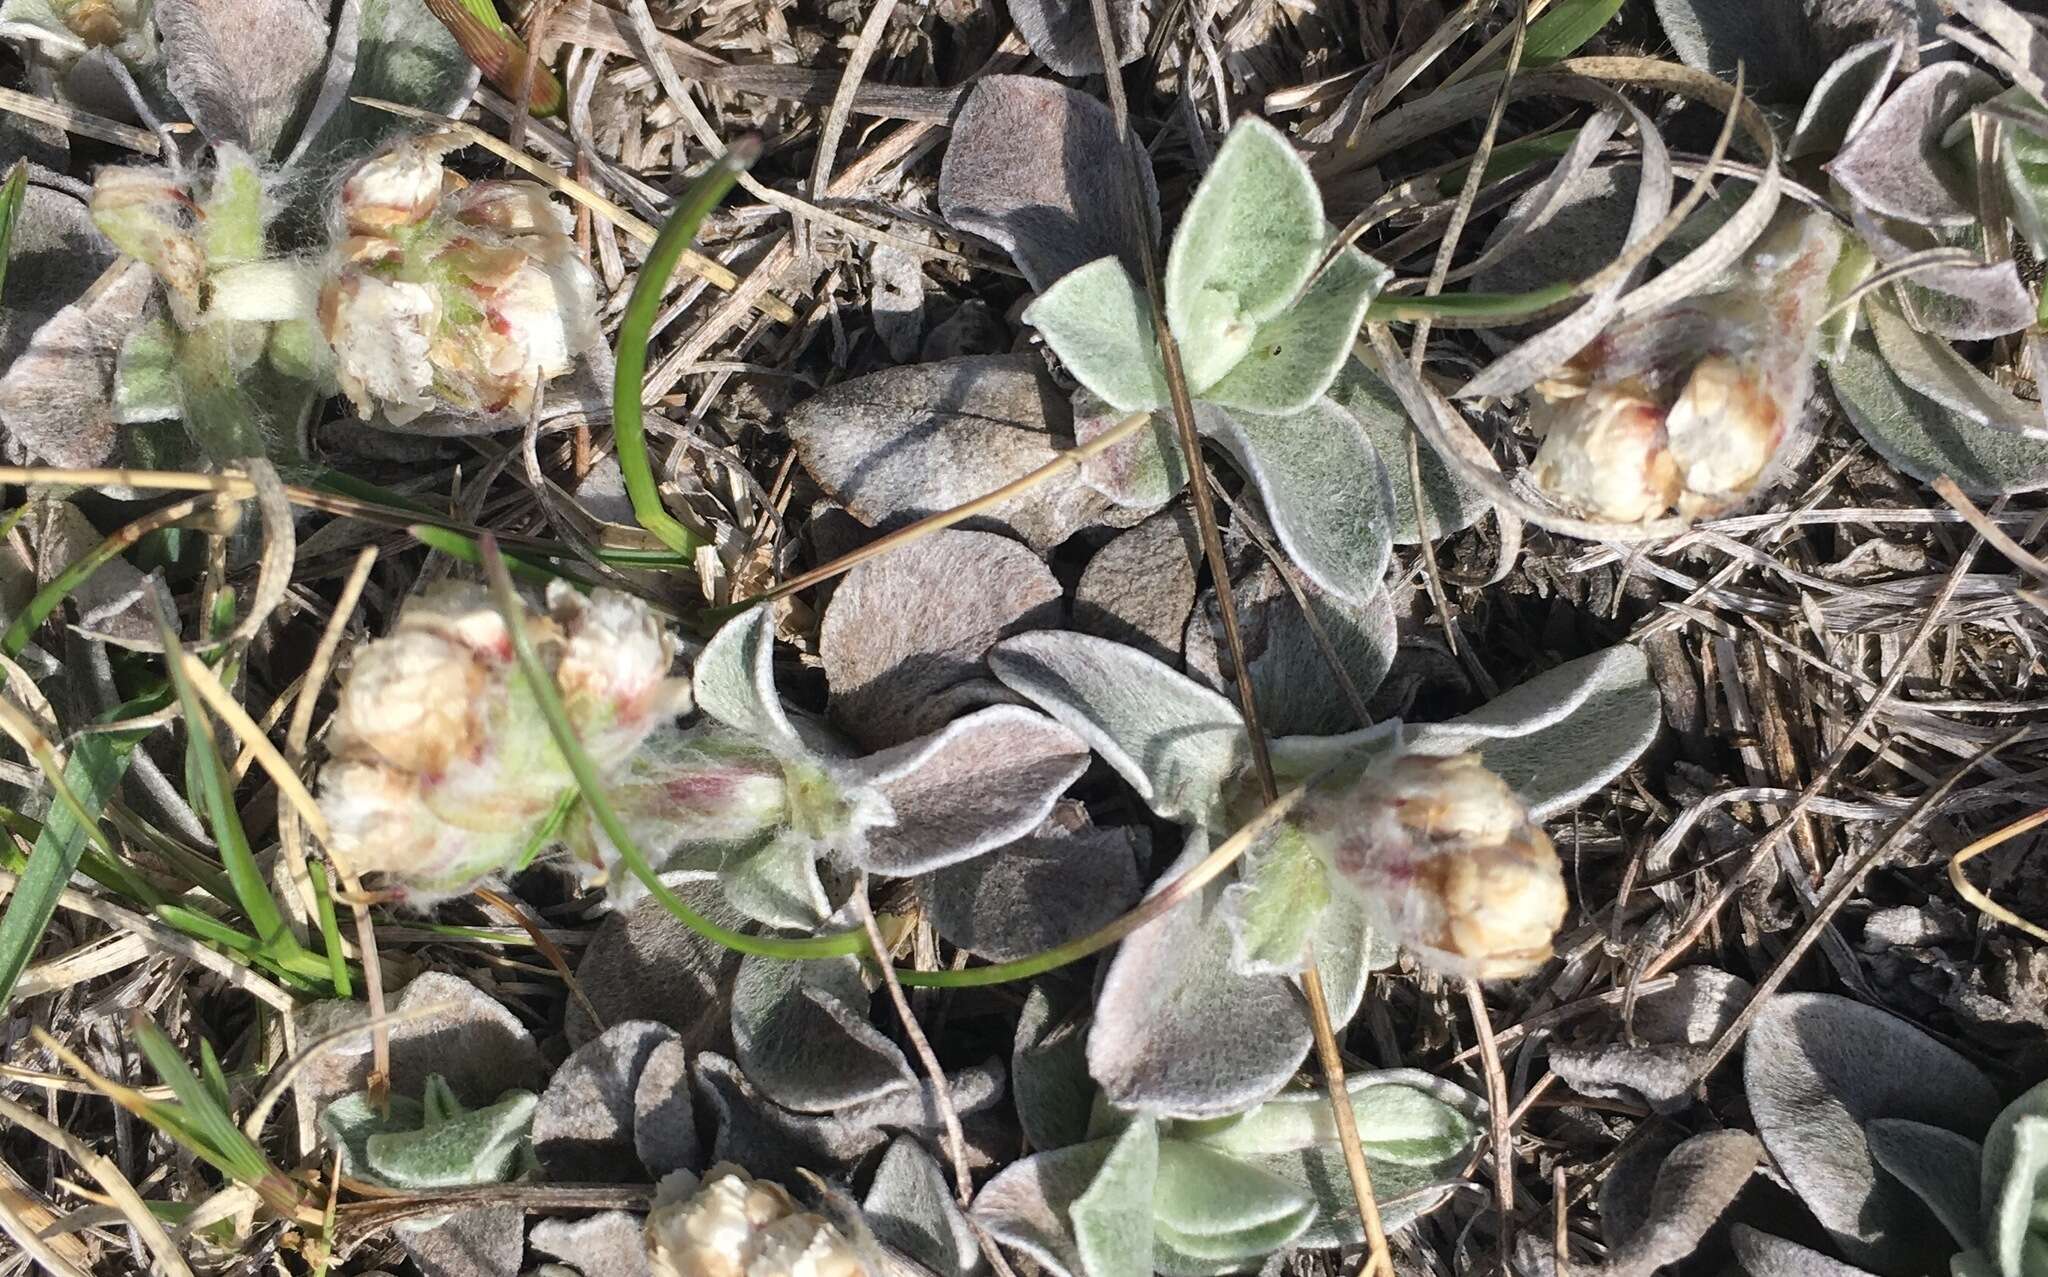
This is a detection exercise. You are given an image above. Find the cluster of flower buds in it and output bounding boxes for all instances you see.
[646,1165,871,1277]
[1527,211,1841,524]
[320,135,600,425]
[317,580,687,903]
[1296,752,1567,980]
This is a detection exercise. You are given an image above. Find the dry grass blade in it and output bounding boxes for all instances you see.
[0,1092,199,1277]
[1949,805,2048,944]
[170,646,330,844]
[0,84,159,153]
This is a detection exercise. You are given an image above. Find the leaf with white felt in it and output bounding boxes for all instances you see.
[1599,1131,1762,1277]
[0,185,113,375]
[693,1051,888,1180]
[972,1139,1122,1277]
[1744,992,2000,1273]
[1001,0,1149,76]
[1982,1079,2048,1277]
[714,828,833,931]
[1863,1118,1984,1250]
[1218,823,1328,977]
[358,1077,538,1190]
[1792,37,1905,160]
[1406,645,1661,818]
[114,314,182,425]
[1175,1072,1478,1166]
[1151,1141,1315,1274]
[922,803,1142,962]
[290,0,480,162]
[1548,967,1752,1113]
[531,1020,697,1182]
[1326,358,1489,543]
[1200,247,1389,417]
[1087,840,1314,1118]
[1829,330,2048,493]
[1868,301,2047,440]
[692,606,804,754]
[1072,386,1187,510]
[1828,63,2000,227]
[1731,1225,1887,1277]
[1076,506,1201,665]
[1072,1116,1161,1277]
[1164,118,1324,395]
[866,1136,985,1277]
[0,262,151,468]
[320,1089,425,1181]
[848,705,1089,877]
[529,1212,649,1277]
[1185,563,1399,737]
[938,75,1158,290]
[1651,0,1823,103]
[2003,118,2048,258]
[1023,256,1170,414]
[1848,206,2037,342]
[156,0,331,156]
[1013,983,1097,1154]
[730,936,918,1113]
[822,528,1062,751]
[989,631,1247,827]
[1199,398,1393,609]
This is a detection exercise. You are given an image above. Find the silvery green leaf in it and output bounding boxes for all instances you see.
[1218,823,1328,977]
[1732,1226,1887,1277]
[532,1021,696,1183]
[1152,1141,1315,1274]
[938,75,1157,290]
[1173,1072,1479,1166]
[821,527,1062,751]
[692,606,805,754]
[1744,992,2000,1274]
[1185,562,1399,737]
[730,933,917,1113]
[1981,1080,2048,1277]
[1326,358,1489,543]
[1072,1116,1160,1277]
[1406,645,1660,819]
[1023,256,1170,413]
[786,356,1148,553]
[1848,206,2037,341]
[320,1090,426,1181]
[1198,398,1394,610]
[1868,301,2047,439]
[0,261,150,468]
[1305,888,1393,1029]
[866,1136,985,1277]
[1076,506,1201,666]
[1601,1131,1761,1277]
[362,1081,538,1190]
[1792,36,1906,160]
[972,1139,1122,1277]
[1087,839,1314,1119]
[1863,1118,1983,1250]
[922,803,1142,962]
[113,313,181,425]
[1829,329,2048,493]
[1072,386,1188,510]
[721,828,832,930]
[1828,63,2000,227]
[693,1052,887,1180]
[1001,0,1147,76]
[851,704,1090,876]
[1013,983,1096,1153]
[1651,0,1822,103]
[289,0,478,162]
[1199,247,1389,416]
[2005,123,2048,260]
[156,0,330,157]
[1164,118,1324,395]
[1265,719,1406,791]
[989,631,1246,827]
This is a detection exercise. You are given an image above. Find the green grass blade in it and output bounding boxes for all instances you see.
[477,537,868,960]
[306,862,351,998]
[4,524,140,659]
[0,160,27,300]
[1522,0,1626,64]
[408,523,586,589]
[613,149,756,560]
[133,1020,272,1184]
[1366,280,1578,322]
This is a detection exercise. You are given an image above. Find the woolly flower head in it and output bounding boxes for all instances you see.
[1297,752,1566,980]
[1528,210,1840,524]
[646,1165,871,1277]
[317,580,687,903]
[319,136,601,426]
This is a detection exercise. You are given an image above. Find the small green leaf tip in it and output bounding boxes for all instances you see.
[321,1074,538,1191]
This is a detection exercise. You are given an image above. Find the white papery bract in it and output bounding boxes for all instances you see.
[646,1165,871,1277]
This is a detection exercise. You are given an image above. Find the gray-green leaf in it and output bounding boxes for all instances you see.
[1023,256,1170,414]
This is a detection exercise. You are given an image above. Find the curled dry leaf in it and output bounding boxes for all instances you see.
[820,527,1061,751]
[1730,1225,1885,1277]
[785,355,1155,553]
[1599,1130,1761,1277]
[1549,967,1753,1112]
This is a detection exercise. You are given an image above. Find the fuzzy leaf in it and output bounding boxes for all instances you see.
[922,803,1142,962]
[1792,36,1905,160]
[291,0,480,161]
[1982,1080,2048,1277]
[989,631,1246,828]
[319,1090,425,1181]
[1602,1131,1761,1277]
[1013,983,1096,1153]
[1185,564,1398,738]
[719,828,833,931]
[850,705,1089,876]
[1829,63,1999,227]
[529,1212,649,1277]
[1087,839,1315,1118]
[1744,992,2001,1274]
[0,186,111,376]
[692,606,805,754]
[1406,645,1660,819]
[867,1136,986,1277]
[113,314,182,425]
[1023,256,1170,414]
[1863,1118,1983,1250]
[730,938,918,1113]
[1164,118,1324,395]
[2003,120,2048,258]
[1651,0,1822,104]
[1327,358,1489,543]
[1072,386,1188,510]
[1218,823,1328,976]
[157,0,330,156]
[0,262,150,468]
[693,1051,888,1180]
[1848,207,2037,341]
[563,876,749,1049]
[1198,398,1393,609]
[938,75,1158,291]
[1075,506,1201,666]
[821,528,1062,751]
[973,1140,1122,1277]
[1151,1142,1315,1271]
[786,355,1148,551]
[1548,967,1751,1112]
[532,1021,697,1182]
[359,1081,537,1190]
[1073,1117,1160,1277]
[1828,329,2048,493]
[1730,1226,1886,1277]
[1200,248,1389,416]
[1175,1074,1478,1167]
[1867,301,2046,439]
[1002,0,1148,75]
